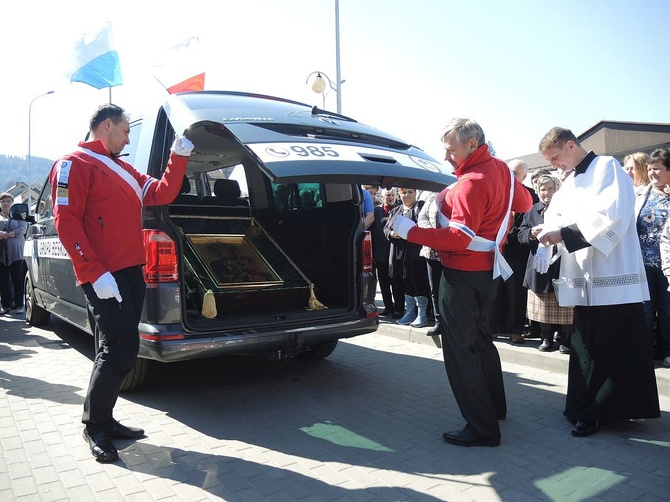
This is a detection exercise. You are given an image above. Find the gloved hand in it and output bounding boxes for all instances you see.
[390,214,417,240]
[170,133,194,157]
[92,272,122,302]
[533,245,553,274]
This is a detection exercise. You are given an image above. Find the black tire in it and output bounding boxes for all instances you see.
[24,272,50,326]
[93,324,151,392]
[298,341,338,361]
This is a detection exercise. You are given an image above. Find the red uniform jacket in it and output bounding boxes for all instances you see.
[407,144,532,272]
[50,139,188,285]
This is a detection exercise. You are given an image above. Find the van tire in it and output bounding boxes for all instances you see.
[298,341,338,361]
[93,324,151,392]
[24,272,50,326]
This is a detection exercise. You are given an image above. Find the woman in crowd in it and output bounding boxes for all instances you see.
[518,175,573,353]
[0,192,28,314]
[370,188,396,316]
[384,187,430,327]
[417,191,444,335]
[636,148,670,365]
[624,152,651,195]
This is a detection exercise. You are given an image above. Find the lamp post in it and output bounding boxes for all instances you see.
[305,71,339,111]
[305,0,344,114]
[28,90,54,210]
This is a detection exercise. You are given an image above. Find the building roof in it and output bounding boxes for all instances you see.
[578,120,670,158]
[507,120,670,174]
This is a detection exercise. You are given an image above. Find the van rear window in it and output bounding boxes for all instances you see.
[272,182,323,210]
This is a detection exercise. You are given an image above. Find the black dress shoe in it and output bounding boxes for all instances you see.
[380,309,393,316]
[442,427,500,447]
[426,324,441,336]
[392,311,404,319]
[83,429,118,462]
[571,420,599,437]
[107,419,145,440]
[538,339,554,352]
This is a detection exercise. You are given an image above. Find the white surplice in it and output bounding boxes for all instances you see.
[545,155,649,307]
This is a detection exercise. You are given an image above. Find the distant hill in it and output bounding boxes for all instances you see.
[1,154,54,192]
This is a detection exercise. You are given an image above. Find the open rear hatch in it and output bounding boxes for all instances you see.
[162,92,456,329]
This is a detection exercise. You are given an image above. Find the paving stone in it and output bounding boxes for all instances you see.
[1,315,669,501]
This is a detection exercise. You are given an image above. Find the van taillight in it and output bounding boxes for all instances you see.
[362,231,373,273]
[143,230,178,283]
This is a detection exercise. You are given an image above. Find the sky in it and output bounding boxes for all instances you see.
[2,0,669,172]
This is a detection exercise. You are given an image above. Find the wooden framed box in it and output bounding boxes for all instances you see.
[186,234,283,289]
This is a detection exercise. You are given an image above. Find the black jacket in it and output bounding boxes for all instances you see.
[517,201,560,293]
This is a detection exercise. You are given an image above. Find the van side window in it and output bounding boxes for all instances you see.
[272,182,323,210]
[36,181,56,236]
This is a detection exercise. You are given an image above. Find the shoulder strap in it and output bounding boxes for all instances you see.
[77,147,143,204]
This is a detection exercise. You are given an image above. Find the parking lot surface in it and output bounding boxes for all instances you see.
[1,313,669,501]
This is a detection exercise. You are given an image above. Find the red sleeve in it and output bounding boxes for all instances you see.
[51,158,107,284]
[407,183,474,251]
[139,153,188,207]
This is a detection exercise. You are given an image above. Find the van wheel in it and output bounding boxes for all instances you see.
[93,324,151,392]
[298,341,338,361]
[24,272,50,326]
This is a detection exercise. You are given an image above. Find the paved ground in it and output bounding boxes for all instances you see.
[1,311,669,502]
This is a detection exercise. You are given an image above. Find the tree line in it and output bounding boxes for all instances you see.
[1,154,54,192]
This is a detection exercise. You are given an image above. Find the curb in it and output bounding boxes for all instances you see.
[376,319,670,397]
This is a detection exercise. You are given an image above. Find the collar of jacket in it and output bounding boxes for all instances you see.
[454,144,492,177]
[77,139,113,158]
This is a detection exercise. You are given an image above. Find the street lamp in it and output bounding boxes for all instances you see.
[28,90,54,210]
[305,0,344,114]
[306,71,346,114]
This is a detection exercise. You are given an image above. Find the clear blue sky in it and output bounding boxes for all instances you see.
[2,0,668,169]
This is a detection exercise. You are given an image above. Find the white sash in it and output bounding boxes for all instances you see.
[465,167,515,280]
[77,147,143,204]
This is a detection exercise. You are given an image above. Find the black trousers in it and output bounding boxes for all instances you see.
[374,261,394,312]
[81,266,145,431]
[426,258,443,324]
[0,259,24,309]
[439,267,505,440]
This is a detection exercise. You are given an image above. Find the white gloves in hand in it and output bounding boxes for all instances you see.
[170,133,194,157]
[92,272,122,302]
[390,214,417,239]
[533,245,553,274]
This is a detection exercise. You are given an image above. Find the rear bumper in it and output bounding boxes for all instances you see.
[138,315,379,363]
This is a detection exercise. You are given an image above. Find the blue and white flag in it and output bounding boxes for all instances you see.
[67,23,123,89]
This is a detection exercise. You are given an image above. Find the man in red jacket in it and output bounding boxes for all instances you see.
[50,104,193,462]
[390,118,532,447]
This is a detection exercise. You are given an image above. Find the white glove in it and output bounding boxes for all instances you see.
[92,272,122,302]
[390,214,417,239]
[170,133,194,157]
[533,245,553,274]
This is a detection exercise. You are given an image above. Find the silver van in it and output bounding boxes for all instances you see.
[20,91,454,390]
